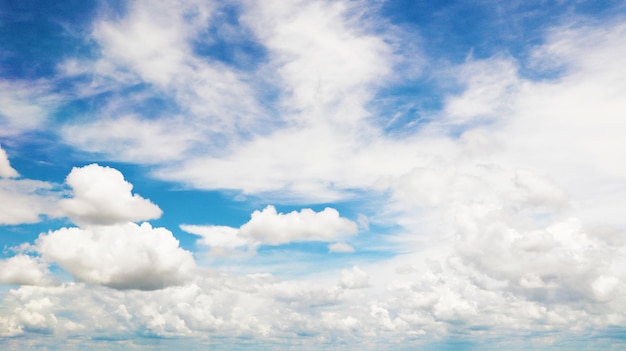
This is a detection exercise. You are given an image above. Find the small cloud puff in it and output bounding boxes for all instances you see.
[0,145,19,178]
[182,205,358,254]
[59,164,162,226]
[36,222,195,290]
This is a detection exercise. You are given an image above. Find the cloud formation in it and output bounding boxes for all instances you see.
[36,222,195,290]
[2,1,626,349]
[59,164,162,226]
[182,205,358,252]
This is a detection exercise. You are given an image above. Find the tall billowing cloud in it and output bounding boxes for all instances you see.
[59,164,162,226]
[36,222,195,290]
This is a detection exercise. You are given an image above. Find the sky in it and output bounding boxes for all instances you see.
[1,0,626,350]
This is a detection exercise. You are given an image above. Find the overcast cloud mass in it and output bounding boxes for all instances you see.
[1,0,626,350]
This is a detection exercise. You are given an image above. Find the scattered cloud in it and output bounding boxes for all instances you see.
[240,206,358,245]
[182,205,357,253]
[59,164,162,226]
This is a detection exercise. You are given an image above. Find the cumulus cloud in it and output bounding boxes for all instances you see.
[59,164,162,226]
[240,206,358,245]
[0,255,51,286]
[36,222,195,290]
[181,205,358,252]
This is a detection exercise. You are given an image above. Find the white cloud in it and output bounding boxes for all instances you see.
[0,255,51,286]
[339,266,369,289]
[36,222,196,290]
[240,206,358,245]
[0,80,58,136]
[59,0,266,164]
[180,224,249,255]
[328,242,355,253]
[0,179,57,225]
[241,0,392,125]
[0,146,60,225]
[181,205,357,252]
[62,116,200,164]
[443,57,520,123]
[4,4,626,348]
[59,164,162,226]
[0,145,18,178]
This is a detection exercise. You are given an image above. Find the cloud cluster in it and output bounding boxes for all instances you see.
[0,157,194,291]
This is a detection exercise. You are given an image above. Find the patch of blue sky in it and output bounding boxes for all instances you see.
[0,0,97,79]
[2,131,83,183]
[190,3,268,72]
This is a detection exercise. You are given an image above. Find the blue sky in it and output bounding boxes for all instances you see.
[2,0,626,350]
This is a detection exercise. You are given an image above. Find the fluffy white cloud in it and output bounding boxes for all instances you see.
[182,206,358,252]
[0,145,18,178]
[59,164,162,226]
[240,206,358,245]
[35,222,195,290]
[0,255,51,286]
